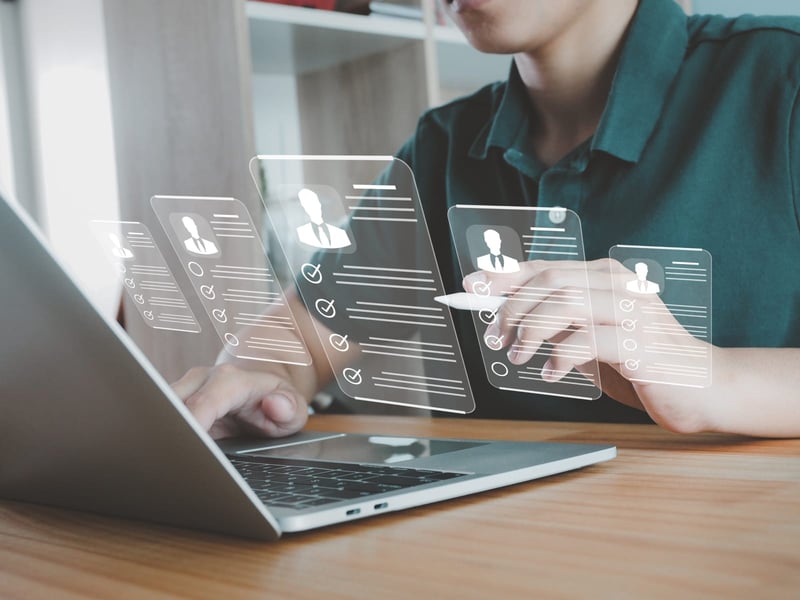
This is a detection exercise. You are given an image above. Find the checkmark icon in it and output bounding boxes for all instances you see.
[200,284,215,300]
[329,333,349,352]
[484,334,505,351]
[315,298,336,319]
[472,280,492,296]
[478,309,497,325]
[212,308,228,323]
[301,262,323,285]
[342,367,362,385]
[624,359,640,371]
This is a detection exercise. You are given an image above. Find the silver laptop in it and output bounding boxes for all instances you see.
[0,191,615,540]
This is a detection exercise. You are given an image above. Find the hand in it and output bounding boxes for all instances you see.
[463,258,714,433]
[171,363,310,439]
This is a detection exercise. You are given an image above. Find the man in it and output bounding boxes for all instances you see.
[174,0,800,439]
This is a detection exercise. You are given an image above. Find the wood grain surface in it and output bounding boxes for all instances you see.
[1,416,798,599]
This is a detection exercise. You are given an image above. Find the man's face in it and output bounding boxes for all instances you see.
[441,0,593,54]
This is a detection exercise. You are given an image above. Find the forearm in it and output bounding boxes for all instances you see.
[705,348,800,437]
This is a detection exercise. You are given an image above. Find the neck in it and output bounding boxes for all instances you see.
[311,216,324,225]
[514,0,638,166]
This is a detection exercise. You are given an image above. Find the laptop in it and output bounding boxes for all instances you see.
[0,191,616,540]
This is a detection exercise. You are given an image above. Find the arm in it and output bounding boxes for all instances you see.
[700,348,800,437]
[172,288,361,439]
[467,259,800,438]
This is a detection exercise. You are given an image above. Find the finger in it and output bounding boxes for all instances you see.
[183,364,252,431]
[541,326,621,383]
[495,266,623,334]
[229,373,309,436]
[171,366,212,400]
[256,388,309,437]
[504,288,619,364]
[186,364,308,438]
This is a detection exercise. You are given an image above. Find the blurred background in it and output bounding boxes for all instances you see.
[0,0,797,382]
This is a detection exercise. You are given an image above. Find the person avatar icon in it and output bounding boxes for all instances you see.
[476,228,520,273]
[108,233,133,259]
[626,262,661,294]
[296,188,352,249]
[181,216,218,256]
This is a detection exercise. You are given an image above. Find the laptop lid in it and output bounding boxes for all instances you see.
[0,191,282,540]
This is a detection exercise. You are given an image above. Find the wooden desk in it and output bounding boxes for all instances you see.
[1,416,798,599]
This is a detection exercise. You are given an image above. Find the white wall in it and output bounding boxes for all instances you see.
[0,5,15,198]
[19,0,122,316]
[0,1,36,215]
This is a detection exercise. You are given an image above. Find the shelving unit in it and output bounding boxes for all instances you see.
[247,2,508,93]
[246,1,510,162]
[97,0,510,381]
[247,3,427,76]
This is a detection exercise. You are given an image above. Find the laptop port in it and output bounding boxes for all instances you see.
[346,508,361,516]
[373,502,388,510]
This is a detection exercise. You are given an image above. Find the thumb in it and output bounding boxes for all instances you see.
[258,386,309,437]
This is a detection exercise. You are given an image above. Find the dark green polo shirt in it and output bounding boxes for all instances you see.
[305,0,800,422]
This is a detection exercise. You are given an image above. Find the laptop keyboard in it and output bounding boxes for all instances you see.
[227,455,467,510]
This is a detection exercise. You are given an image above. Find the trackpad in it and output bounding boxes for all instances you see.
[242,434,485,465]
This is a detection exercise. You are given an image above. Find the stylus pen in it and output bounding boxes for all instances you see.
[433,292,507,312]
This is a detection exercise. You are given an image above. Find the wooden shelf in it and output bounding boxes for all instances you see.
[247,3,425,75]
[246,2,508,91]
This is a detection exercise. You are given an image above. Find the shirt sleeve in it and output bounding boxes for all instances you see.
[791,78,800,232]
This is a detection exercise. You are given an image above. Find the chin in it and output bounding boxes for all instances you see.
[459,26,537,55]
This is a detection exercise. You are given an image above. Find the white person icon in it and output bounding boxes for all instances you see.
[476,228,520,273]
[626,261,661,295]
[181,216,218,256]
[295,188,352,249]
[108,233,133,259]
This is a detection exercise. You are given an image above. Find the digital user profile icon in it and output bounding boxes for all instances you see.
[296,188,352,250]
[622,259,665,296]
[108,233,133,259]
[466,224,524,275]
[169,213,221,259]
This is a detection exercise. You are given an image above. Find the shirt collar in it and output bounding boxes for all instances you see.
[592,0,689,162]
[469,0,689,165]
[469,61,530,161]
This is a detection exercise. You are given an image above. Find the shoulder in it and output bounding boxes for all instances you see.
[687,13,800,80]
[688,12,800,42]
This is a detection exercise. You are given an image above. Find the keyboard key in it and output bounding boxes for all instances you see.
[227,454,468,509]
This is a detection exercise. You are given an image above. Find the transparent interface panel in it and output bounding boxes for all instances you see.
[90,220,201,333]
[609,245,712,388]
[151,195,312,366]
[250,155,475,414]
[448,205,602,401]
